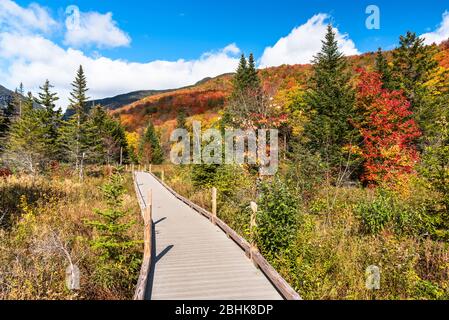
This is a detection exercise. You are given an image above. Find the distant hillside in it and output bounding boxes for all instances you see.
[0,85,14,109]
[89,89,173,111]
[0,84,41,111]
[111,64,313,133]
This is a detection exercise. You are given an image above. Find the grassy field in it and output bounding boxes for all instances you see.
[161,164,449,300]
[0,167,142,300]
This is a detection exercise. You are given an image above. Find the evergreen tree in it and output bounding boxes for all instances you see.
[304,25,358,175]
[139,121,163,164]
[246,53,261,91]
[85,105,128,165]
[11,83,24,117]
[86,172,141,264]
[227,52,266,130]
[375,48,393,89]
[35,80,61,159]
[69,65,89,116]
[6,93,50,174]
[232,54,248,95]
[35,79,59,111]
[61,65,90,170]
[392,32,439,128]
[0,99,15,151]
[176,108,187,129]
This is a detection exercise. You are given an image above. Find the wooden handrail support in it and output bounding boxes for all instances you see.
[147,171,302,301]
[211,187,217,225]
[133,171,153,300]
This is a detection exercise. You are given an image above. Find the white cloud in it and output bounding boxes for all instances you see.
[0,0,57,33]
[64,10,131,48]
[421,11,449,45]
[0,32,240,109]
[259,13,359,68]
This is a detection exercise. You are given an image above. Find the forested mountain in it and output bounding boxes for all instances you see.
[0,85,15,109]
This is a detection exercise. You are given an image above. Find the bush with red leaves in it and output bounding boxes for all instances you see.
[0,167,12,179]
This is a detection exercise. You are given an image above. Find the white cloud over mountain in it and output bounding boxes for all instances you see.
[260,14,359,68]
[2,1,449,111]
[0,1,240,109]
[421,11,449,45]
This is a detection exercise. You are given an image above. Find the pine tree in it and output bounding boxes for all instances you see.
[139,121,163,164]
[392,32,439,127]
[0,99,15,151]
[10,83,24,117]
[62,65,90,171]
[85,105,128,165]
[35,80,59,111]
[246,53,261,91]
[176,108,187,129]
[228,52,267,130]
[304,25,358,175]
[375,48,393,89]
[232,54,248,96]
[6,93,50,174]
[86,172,141,263]
[35,80,61,159]
[69,66,89,116]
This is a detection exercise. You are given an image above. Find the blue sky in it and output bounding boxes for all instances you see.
[13,0,449,61]
[1,0,449,108]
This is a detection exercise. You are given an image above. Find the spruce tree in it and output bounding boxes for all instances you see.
[86,172,141,263]
[35,80,59,111]
[375,48,393,89]
[139,121,163,165]
[0,99,15,151]
[61,65,90,170]
[85,105,128,165]
[232,54,248,96]
[392,32,439,127]
[304,25,358,176]
[246,53,261,91]
[6,93,49,173]
[176,108,187,129]
[69,66,89,116]
[35,80,61,159]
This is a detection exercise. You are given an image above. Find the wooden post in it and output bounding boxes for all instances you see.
[149,164,152,173]
[144,190,153,259]
[120,147,123,166]
[132,164,135,172]
[161,170,165,182]
[211,187,217,225]
[249,201,258,263]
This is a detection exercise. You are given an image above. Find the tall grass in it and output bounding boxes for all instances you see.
[0,169,142,300]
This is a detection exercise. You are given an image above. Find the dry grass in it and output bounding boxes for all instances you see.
[0,169,142,300]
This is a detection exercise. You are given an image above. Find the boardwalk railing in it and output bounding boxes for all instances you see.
[142,169,302,301]
[132,171,153,300]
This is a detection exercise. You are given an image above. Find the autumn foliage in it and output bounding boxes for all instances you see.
[356,69,421,185]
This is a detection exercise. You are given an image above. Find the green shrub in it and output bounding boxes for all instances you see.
[85,172,142,290]
[356,190,394,234]
[256,178,298,256]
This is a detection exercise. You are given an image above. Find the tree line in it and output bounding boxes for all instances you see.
[0,66,164,177]
[219,26,449,241]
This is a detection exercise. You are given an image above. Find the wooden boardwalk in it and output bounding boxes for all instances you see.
[134,171,283,300]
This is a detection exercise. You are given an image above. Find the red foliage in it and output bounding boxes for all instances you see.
[0,167,12,179]
[250,113,288,128]
[356,69,421,185]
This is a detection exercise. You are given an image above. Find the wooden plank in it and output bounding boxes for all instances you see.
[147,172,302,300]
[133,173,153,300]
